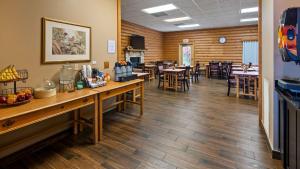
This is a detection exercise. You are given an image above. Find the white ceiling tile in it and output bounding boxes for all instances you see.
[122,0,258,32]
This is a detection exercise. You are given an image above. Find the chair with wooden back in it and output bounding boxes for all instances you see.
[178,66,190,91]
[209,62,220,79]
[191,63,200,82]
[221,62,232,79]
[225,64,234,96]
[157,65,164,88]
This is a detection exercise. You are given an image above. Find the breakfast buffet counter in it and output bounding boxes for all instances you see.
[0,79,144,158]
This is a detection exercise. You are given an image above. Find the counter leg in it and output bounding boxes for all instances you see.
[79,109,83,132]
[133,90,137,102]
[98,95,103,141]
[93,95,99,144]
[140,82,144,116]
[73,110,79,135]
[123,93,127,111]
[117,95,122,112]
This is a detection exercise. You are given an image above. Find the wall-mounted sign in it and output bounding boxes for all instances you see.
[108,40,116,54]
[182,39,189,44]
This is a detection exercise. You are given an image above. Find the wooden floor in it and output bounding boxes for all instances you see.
[3,78,282,169]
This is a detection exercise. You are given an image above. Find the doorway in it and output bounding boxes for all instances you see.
[179,43,194,66]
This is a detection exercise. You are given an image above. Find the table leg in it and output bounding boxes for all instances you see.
[123,93,126,111]
[133,90,137,102]
[117,95,122,112]
[98,95,103,141]
[164,72,167,90]
[79,109,83,132]
[152,68,155,80]
[175,73,178,92]
[236,75,239,98]
[206,66,209,78]
[140,82,144,116]
[93,95,98,144]
[73,110,79,135]
[254,78,257,100]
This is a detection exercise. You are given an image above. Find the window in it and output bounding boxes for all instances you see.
[182,45,192,66]
[242,41,258,65]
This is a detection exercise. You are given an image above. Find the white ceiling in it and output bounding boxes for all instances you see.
[122,0,258,32]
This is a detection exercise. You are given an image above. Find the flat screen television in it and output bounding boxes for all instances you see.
[130,35,145,50]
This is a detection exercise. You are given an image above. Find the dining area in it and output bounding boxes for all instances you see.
[205,61,259,100]
[133,60,259,101]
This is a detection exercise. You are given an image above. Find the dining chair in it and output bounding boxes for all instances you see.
[226,66,249,97]
[155,61,163,78]
[209,62,220,79]
[226,64,236,96]
[178,66,190,91]
[221,62,232,79]
[137,63,145,72]
[157,65,164,88]
[191,63,200,82]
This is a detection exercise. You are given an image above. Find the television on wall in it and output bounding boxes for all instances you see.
[130,35,145,50]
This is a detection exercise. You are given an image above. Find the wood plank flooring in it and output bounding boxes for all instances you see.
[2,79,282,169]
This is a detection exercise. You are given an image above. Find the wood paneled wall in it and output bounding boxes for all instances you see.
[121,20,164,62]
[163,25,258,64]
[121,20,258,64]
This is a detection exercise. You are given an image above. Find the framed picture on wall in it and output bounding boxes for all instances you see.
[42,18,91,64]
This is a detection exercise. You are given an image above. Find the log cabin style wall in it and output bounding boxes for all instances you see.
[163,25,258,64]
[121,20,258,64]
[121,20,164,62]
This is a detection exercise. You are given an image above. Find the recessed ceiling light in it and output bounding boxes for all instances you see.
[164,16,191,22]
[177,24,200,28]
[142,4,177,14]
[240,18,259,22]
[241,7,259,13]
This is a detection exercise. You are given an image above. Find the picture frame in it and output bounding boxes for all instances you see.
[42,17,91,64]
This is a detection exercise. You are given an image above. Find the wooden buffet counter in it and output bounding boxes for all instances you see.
[92,79,144,141]
[0,79,144,157]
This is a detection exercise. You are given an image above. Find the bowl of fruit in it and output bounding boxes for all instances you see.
[0,88,33,106]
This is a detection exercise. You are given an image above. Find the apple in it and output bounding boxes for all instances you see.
[0,96,7,104]
[17,94,26,102]
[25,93,32,100]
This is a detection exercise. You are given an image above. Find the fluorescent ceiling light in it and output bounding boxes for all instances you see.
[164,16,191,22]
[240,18,258,22]
[142,4,177,14]
[241,7,259,13]
[178,24,200,28]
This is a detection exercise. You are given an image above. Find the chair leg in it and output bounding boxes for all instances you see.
[227,85,230,96]
[158,78,161,88]
[186,80,189,89]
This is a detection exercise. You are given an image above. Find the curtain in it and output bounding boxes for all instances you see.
[242,41,258,65]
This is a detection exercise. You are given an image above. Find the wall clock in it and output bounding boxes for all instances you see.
[219,36,227,44]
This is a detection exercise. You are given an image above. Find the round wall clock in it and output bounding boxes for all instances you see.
[219,36,227,44]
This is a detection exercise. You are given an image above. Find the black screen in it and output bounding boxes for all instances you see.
[130,35,145,49]
[283,8,297,26]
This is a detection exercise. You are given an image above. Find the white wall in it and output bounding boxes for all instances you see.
[262,0,275,148]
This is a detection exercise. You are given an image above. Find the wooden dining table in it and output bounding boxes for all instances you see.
[176,65,194,79]
[162,69,185,91]
[232,71,259,100]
